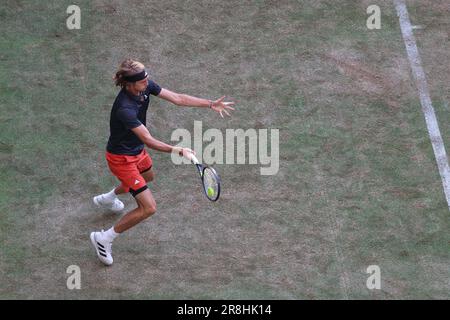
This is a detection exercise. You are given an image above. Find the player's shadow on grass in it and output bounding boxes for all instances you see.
[88,196,137,225]
[88,206,124,225]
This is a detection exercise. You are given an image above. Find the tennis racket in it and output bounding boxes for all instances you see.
[190,154,221,201]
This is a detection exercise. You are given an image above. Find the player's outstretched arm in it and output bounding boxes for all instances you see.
[158,88,235,118]
[131,124,194,158]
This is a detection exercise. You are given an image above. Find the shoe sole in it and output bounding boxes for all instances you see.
[90,232,113,266]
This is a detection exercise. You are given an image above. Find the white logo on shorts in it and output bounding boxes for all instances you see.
[134,180,140,185]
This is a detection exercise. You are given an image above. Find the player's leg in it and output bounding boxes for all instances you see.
[93,150,153,211]
[141,168,155,183]
[93,169,154,212]
[105,168,153,196]
[90,188,156,266]
[113,188,156,233]
[93,152,132,212]
[90,159,154,265]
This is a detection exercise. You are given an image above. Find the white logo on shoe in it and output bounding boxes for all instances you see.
[134,180,140,185]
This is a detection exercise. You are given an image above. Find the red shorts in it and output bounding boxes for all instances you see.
[106,149,153,196]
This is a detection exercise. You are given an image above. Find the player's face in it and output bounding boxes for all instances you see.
[134,77,148,92]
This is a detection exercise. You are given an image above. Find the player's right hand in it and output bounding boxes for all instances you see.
[174,147,195,160]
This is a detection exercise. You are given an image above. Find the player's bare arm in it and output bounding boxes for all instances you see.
[131,124,194,158]
[158,88,235,118]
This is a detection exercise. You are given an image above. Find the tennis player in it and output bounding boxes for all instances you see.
[90,59,234,265]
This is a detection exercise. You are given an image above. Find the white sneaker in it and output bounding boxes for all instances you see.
[93,194,124,212]
[90,231,113,266]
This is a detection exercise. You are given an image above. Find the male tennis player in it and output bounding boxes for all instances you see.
[90,59,234,265]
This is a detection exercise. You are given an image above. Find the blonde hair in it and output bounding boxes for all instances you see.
[113,59,145,88]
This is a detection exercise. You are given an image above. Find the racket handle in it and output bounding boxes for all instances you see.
[190,154,200,165]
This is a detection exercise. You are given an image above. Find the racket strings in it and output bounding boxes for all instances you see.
[203,168,219,194]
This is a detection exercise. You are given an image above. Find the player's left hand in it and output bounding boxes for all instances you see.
[211,96,235,118]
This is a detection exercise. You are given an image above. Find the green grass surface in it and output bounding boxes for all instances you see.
[0,0,449,299]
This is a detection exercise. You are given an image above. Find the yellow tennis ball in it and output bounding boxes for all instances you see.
[207,187,215,197]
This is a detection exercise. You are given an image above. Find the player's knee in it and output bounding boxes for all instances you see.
[145,173,154,182]
[142,203,156,218]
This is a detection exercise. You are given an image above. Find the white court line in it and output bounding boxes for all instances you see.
[394,0,450,210]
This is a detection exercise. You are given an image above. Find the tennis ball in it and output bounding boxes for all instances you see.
[207,187,215,197]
